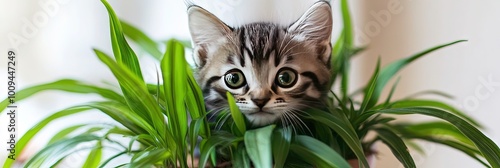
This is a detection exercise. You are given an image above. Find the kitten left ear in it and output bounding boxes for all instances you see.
[288,1,333,63]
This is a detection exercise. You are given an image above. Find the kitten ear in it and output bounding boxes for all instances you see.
[288,1,332,63]
[188,6,233,66]
[188,6,232,46]
[288,1,332,42]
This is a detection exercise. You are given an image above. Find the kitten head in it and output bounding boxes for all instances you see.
[188,1,332,126]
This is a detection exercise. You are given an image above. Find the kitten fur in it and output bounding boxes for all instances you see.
[188,1,332,126]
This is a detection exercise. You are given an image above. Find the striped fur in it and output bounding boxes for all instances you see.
[188,1,332,126]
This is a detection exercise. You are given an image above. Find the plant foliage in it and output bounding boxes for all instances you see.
[1,0,500,168]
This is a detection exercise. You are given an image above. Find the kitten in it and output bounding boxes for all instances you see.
[188,1,332,126]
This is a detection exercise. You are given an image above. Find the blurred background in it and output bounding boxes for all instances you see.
[1,0,499,167]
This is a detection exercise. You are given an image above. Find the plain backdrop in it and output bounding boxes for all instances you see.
[1,0,499,167]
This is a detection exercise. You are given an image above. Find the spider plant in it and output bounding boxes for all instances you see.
[2,0,500,168]
[1,0,210,167]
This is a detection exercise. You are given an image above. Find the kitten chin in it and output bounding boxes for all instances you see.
[188,1,333,127]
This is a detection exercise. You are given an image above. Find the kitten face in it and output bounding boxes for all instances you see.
[188,1,332,126]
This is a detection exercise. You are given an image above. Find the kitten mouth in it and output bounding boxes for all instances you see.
[247,111,273,116]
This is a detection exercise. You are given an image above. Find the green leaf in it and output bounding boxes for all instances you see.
[377,107,500,167]
[121,21,163,60]
[2,106,91,168]
[25,135,101,168]
[290,135,351,168]
[189,118,204,166]
[389,124,489,167]
[83,141,103,168]
[162,39,189,137]
[99,151,127,168]
[94,49,166,144]
[186,65,210,138]
[130,148,172,167]
[359,57,380,113]
[340,0,353,48]
[244,125,275,168]
[304,109,369,167]
[272,128,292,168]
[401,122,474,146]
[367,40,467,108]
[389,99,482,127]
[0,79,125,114]
[330,31,344,87]
[162,39,191,167]
[86,101,162,146]
[101,0,143,80]
[227,92,247,134]
[374,128,416,168]
[198,133,240,168]
[384,77,401,107]
[404,90,454,99]
[48,124,86,144]
[233,145,251,168]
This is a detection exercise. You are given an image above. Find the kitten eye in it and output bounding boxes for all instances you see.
[276,68,298,88]
[224,69,246,89]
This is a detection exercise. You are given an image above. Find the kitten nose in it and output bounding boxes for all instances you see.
[252,98,270,109]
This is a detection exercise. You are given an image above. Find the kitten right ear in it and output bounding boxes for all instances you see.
[188,6,232,46]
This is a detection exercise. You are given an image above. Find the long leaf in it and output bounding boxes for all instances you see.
[82,141,103,168]
[227,92,247,135]
[340,0,353,48]
[359,58,380,113]
[198,133,240,168]
[130,148,172,167]
[186,65,210,138]
[304,109,369,167]
[377,107,500,167]
[24,135,101,167]
[389,124,489,167]
[85,101,163,147]
[233,145,251,168]
[400,122,474,147]
[101,0,143,80]
[389,99,481,127]
[2,106,91,168]
[244,125,275,168]
[374,128,416,168]
[272,128,292,168]
[48,124,86,144]
[121,21,163,59]
[94,49,167,145]
[162,39,190,167]
[367,40,467,108]
[290,135,351,168]
[0,79,124,114]
[99,151,127,168]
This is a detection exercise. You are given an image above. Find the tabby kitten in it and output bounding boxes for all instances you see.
[188,1,332,126]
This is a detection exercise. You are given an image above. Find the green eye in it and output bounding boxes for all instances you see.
[224,69,246,89]
[276,68,297,88]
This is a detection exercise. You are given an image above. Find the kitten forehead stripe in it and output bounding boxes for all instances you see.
[300,72,324,91]
[226,56,235,65]
[238,27,246,67]
[204,76,221,89]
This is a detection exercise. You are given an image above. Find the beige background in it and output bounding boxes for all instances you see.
[1,0,499,167]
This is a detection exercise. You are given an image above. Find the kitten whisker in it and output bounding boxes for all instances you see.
[289,109,312,135]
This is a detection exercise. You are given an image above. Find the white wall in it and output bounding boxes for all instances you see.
[1,0,499,167]
[354,0,500,167]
